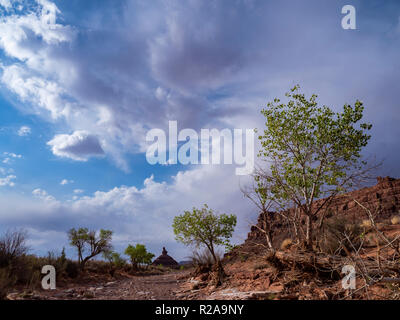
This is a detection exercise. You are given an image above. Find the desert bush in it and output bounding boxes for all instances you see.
[27,270,41,291]
[65,260,79,278]
[391,216,400,225]
[43,249,68,277]
[319,217,363,255]
[103,250,126,269]
[0,229,29,268]
[280,238,293,250]
[0,268,15,300]
[190,249,223,267]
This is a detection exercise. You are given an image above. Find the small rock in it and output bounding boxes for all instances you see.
[105,281,116,287]
[6,293,19,300]
[191,283,199,290]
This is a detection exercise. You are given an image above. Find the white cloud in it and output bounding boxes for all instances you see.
[32,188,56,202]
[73,189,84,194]
[0,175,16,186]
[0,165,256,260]
[17,125,31,136]
[0,167,13,175]
[0,0,12,10]
[0,1,250,171]
[2,152,22,164]
[3,152,21,158]
[60,179,73,185]
[47,131,104,161]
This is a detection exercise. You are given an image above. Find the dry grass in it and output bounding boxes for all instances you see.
[280,238,293,250]
[360,219,372,228]
[391,216,400,225]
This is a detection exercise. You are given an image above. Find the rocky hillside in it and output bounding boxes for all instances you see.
[246,176,400,246]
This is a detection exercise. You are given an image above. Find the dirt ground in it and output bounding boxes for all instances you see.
[7,271,191,300]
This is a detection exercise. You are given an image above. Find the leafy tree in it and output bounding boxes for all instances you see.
[103,250,126,268]
[172,204,237,264]
[68,228,113,270]
[124,244,154,269]
[256,85,374,249]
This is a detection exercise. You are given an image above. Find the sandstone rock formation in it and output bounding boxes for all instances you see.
[246,176,400,245]
[152,247,179,268]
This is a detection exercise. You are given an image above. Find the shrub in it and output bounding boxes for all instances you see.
[0,229,28,268]
[0,268,15,300]
[391,216,400,225]
[65,261,79,278]
[103,250,126,269]
[319,217,363,255]
[190,249,222,267]
[44,250,68,278]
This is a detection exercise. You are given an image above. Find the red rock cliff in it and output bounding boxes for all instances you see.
[246,176,400,243]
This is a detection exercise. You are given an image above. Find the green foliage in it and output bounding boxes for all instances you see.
[124,244,154,269]
[256,85,372,247]
[258,85,372,204]
[103,250,126,268]
[68,228,113,270]
[173,204,236,263]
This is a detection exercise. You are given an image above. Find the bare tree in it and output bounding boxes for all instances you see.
[0,229,29,268]
[241,177,275,250]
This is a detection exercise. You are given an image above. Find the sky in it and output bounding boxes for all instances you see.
[0,0,399,261]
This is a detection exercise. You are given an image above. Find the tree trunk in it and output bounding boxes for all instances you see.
[305,215,313,250]
[262,218,273,249]
[209,245,217,264]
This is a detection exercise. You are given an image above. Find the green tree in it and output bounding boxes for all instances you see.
[68,228,113,270]
[103,250,126,268]
[124,244,154,269]
[256,85,374,249]
[172,204,237,264]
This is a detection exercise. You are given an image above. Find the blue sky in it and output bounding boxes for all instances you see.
[0,0,400,261]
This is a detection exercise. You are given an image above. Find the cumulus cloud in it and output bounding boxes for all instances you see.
[0,0,400,258]
[47,131,104,161]
[3,152,21,158]
[2,152,22,164]
[0,0,12,10]
[32,188,56,202]
[17,125,31,136]
[0,165,255,259]
[0,0,399,174]
[60,179,73,185]
[0,174,16,186]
